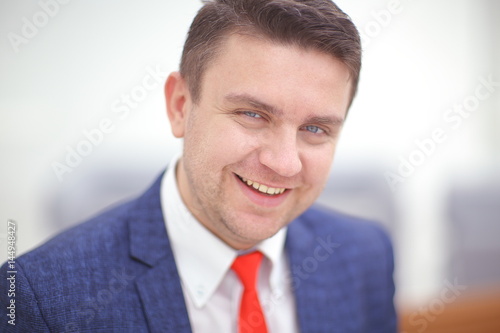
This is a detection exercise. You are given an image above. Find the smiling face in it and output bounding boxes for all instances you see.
[166,34,352,250]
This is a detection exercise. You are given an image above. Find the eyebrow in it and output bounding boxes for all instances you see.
[224,92,344,126]
[307,115,344,127]
[225,93,283,116]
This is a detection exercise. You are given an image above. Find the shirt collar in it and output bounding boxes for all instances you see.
[160,154,287,308]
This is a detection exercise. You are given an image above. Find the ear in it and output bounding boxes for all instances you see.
[165,71,191,138]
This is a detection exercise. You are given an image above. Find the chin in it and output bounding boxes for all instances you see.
[236,215,284,238]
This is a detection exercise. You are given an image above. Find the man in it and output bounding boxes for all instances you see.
[1,0,397,332]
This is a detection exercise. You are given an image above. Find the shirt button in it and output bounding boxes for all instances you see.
[196,285,205,297]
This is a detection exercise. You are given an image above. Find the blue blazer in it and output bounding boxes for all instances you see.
[1,174,397,332]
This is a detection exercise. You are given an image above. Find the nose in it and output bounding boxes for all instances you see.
[259,129,302,177]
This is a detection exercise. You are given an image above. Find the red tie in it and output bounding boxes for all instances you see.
[231,251,268,333]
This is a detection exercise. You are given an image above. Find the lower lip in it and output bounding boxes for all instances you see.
[235,174,290,208]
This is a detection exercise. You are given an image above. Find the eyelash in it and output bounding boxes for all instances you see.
[242,111,262,119]
[303,125,325,134]
[238,111,328,136]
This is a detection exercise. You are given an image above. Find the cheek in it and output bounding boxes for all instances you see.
[208,122,261,160]
[302,146,336,185]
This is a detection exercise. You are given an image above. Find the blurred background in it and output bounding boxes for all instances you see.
[1,0,499,331]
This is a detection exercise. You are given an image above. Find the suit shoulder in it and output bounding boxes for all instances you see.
[291,204,393,253]
[17,200,134,270]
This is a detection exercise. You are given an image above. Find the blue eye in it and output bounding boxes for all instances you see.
[243,111,261,118]
[304,125,324,134]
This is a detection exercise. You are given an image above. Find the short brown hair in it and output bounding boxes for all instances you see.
[180,0,362,108]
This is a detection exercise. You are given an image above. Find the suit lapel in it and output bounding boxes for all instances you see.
[135,257,191,333]
[128,173,192,333]
[286,215,358,333]
[286,217,326,332]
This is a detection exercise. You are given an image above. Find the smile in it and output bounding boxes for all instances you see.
[236,175,286,196]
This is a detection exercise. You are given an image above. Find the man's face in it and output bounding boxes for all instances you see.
[167,34,352,249]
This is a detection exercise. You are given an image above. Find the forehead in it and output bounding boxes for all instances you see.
[199,34,352,120]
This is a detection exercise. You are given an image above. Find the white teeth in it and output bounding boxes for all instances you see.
[239,176,286,195]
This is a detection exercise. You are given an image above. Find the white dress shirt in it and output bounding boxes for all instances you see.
[160,155,299,333]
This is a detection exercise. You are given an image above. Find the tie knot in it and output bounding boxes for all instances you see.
[231,251,263,290]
